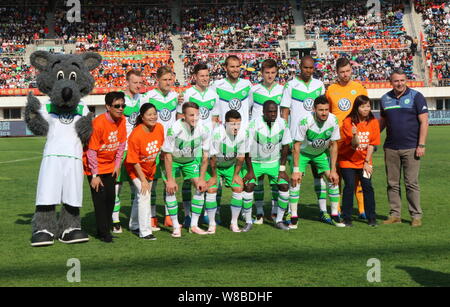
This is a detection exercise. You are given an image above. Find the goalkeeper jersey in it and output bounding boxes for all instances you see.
[280,77,325,136]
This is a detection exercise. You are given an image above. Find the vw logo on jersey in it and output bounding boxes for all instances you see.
[199,106,210,120]
[338,98,351,111]
[59,113,74,125]
[223,153,236,161]
[159,108,172,121]
[303,98,314,111]
[312,139,326,149]
[262,143,275,153]
[128,112,139,125]
[229,98,242,111]
[180,147,192,157]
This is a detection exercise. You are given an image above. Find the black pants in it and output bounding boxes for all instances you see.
[88,173,115,239]
[341,168,376,220]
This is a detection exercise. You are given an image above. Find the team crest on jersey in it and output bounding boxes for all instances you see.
[59,113,75,125]
[200,107,210,120]
[351,90,357,95]
[338,98,351,111]
[128,112,139,125]
[303,98,314,111]
[223,153,236,161]
[312,139,326,149]
[229,98,242,110]
[404,99,411,104]
[180,147,192,157]
[262,142,275,153]
[159,108,172,121]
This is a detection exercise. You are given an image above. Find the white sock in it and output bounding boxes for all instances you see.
[276,206,286,223]
[331,203,339,216]
[289,203,298,218]
[171,215,180,229]
[112,211,120,223]
[191,213,200,228]
[319,199,327,213]
[231,206,241,226]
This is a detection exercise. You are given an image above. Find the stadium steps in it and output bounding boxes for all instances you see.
[171,34,186,86]
[290,0,306,41]
[401,1,426,83]
[290,0,329,55]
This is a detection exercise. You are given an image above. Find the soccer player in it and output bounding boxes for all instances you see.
[177,63,220,227]
[211,55,252,222]
[205,110,248,233]
[143,66,179,228]
[326,57,369,219]
[243,100,291,231]
[290,95,345,227]
[113,70,144,233]
[212,55,252,127]
[248,58,285,224]
[280,55,327,228]
[162,102,210,238]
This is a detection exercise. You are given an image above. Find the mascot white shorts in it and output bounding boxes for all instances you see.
[36,156,83,208]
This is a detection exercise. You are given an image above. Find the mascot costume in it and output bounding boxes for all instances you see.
[25,50,102,247]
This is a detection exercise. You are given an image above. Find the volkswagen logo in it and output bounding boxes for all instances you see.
[59,113,74,125]
[199,107,210,120]
[338,98,351,111]
[262,143,275,153]
[128,112,139,125]
[304,98,314,111]
[159,108,172,122]
[312,139,326,149]
[229,98,242,110]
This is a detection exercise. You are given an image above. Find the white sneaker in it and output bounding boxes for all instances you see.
[151,226,161,232]
[206,226,216,234]
[171,227,181,238]
[288,224,298,229]
[230,224,241,233]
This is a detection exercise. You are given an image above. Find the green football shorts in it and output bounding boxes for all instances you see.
[243,160,288,185]
[297,151,330,174]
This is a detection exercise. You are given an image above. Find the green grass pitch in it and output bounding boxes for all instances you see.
[0,126,449,287]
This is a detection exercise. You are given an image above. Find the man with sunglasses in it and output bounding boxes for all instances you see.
[84,91,127,243]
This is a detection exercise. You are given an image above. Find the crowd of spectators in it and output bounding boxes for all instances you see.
[181,52,296,84]
[312,49,416,85]
[93,52,176,88]
[0,58,35,89]
[304,0,407,50]
[54,5,174,52]
[415,0,450,85]
[180,3,294,53]
[0,6,49,54]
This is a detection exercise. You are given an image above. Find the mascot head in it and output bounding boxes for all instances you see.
[30,51,102,111]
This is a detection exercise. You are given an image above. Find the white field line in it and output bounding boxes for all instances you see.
[0,152,42,164]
